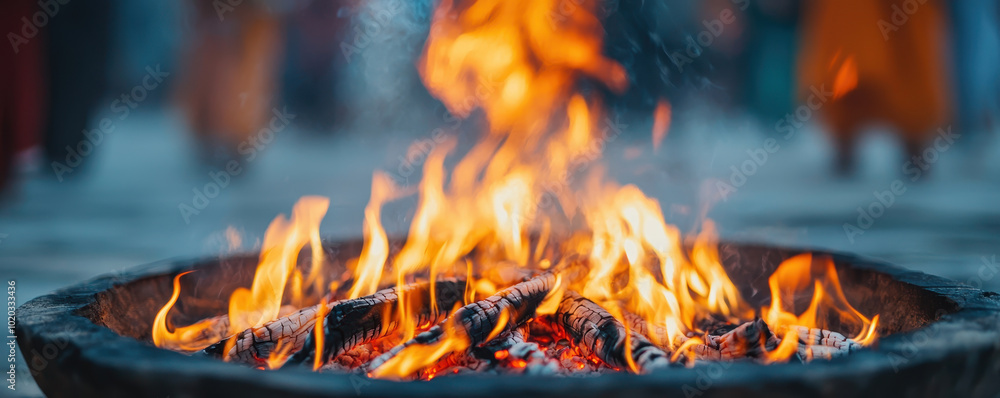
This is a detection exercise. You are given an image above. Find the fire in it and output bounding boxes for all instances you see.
[152,271,222,351]
[313,298,331,371]
[152,0,881,376]
[227,196,329,335]
[368,318,472,379]
[265,339,295,370]
[153,197,329,351]
[763,254,880,360]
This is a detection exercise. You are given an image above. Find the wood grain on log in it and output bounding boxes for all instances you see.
[282,279,466,368]
[201,301,331,364]
[555,291,671,374]
[622,311,674,348]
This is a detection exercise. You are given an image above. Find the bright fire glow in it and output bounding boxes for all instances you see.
[763,254,880,361]
[152,271,222,351]
[152,0,880,375]
[153,197,329,352]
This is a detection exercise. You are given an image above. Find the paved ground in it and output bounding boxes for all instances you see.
[2,108,998,396]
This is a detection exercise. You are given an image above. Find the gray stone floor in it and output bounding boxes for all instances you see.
[2,109,998,396]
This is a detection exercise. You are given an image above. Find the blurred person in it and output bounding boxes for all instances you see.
[111,1,183,99]
[175,0,285,162]
[43,0,114,178]
[282,0,351,132]
[742,0,800,122]
[797,0,953,174]
[950,0,1000,138]
[0,0,47,192]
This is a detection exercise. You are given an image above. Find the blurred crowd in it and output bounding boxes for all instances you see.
[1,0,998,192]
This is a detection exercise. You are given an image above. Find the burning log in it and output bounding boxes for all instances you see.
[554,291,671,374]
[283,279,466,368]
[365,273,557,376]
[201,301,333,364]
[791,326,862,360]
[622,311,673,347]
[716,318,779,360]
[667,319,780,362]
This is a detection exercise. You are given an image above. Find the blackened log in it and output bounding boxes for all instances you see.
[282,279,466,368]
[554,291,671,374]
[716,318,778,360]
[365,273,557,375]
[201,301,333,364]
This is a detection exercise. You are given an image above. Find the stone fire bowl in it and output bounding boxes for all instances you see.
[16,240,1000,398]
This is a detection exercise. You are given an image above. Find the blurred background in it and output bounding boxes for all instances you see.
[1,1,999,393]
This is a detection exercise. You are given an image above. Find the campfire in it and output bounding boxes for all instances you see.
[152,0,879,380]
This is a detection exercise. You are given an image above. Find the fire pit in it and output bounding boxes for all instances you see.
[17,239,1000,397]
[16,0,1000,395]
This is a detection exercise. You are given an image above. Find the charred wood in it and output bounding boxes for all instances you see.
[365,273,557,374]
[282,279,466,368]
[554,291,671,374]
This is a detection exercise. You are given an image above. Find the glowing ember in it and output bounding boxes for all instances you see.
[152,0,880,380]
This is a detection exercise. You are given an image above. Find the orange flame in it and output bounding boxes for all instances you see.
[313,298,331,371]
[369,320,471,379]
[265,339,295,370]
[763,254,879,361]
[153,197,329,351]
[152,271,222,351]
[227,196,330,335]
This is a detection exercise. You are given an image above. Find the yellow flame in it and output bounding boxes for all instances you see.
[369,320,471,379]
[153,197,329,351]
[265,339,295,370]
[763,254,879,361]
[483,308,512,343]
[228,197,330,335]
[313,298,331,371]
[152,271,223,351]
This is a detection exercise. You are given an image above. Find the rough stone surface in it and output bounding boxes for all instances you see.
[16,240,1000,397]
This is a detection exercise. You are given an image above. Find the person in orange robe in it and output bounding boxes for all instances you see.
[796,0,952,174]
[174,1,284,162]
